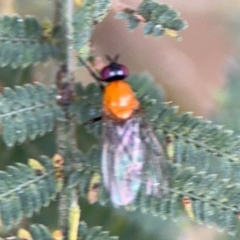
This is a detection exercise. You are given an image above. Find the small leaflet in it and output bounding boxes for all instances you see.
[165,134,175,162]
[41,19,53,41]
[75,0,84,6]
[87,172,101,204]
[182,196,195,220]
[28,158,46,176]
[17,228,33,240]
[52,230,64,240]
[52,153,64,192]
[164,29,181,40]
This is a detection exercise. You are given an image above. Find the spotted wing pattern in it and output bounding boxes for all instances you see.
[101,116,144,206]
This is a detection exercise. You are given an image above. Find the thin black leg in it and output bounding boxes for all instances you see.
[78,56,104,91]
[83,116,102,125]
[78,56,104,125]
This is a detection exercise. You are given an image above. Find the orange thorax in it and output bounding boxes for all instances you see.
[103,80,139,120]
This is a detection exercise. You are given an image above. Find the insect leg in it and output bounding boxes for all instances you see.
[83,116,102,125]
[78,56,104,91]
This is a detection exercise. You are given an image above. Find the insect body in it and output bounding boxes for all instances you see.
[79,55,169,206]
[103,80,139,120]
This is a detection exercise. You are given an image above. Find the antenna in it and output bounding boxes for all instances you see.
[105,55,113,62]
[114,54,120,62]
[105,54,120,63]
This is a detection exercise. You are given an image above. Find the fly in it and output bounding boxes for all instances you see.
[78,55,169,206]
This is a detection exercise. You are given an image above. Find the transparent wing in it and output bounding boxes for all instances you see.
[101,116,144,206]
[140,118,170,197]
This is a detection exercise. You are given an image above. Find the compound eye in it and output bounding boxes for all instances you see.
[120,65,129,78]
[100,66,111,81]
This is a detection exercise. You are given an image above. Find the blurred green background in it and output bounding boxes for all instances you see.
[1,0,240,240]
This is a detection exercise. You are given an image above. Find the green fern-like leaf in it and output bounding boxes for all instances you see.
[2,222,119,240]
[0,15,59,68]
[29,224,52,240]
[78,221,119,240]
[0,156,57,230]
[66,147,240,235]
[66,147,103,200]
[116,0,187,38]
[73,8,93,54]
[127,73,165,101]
[73,0,110,56]
[147,101,240,181]
[0,83,65,147]
[84,0,111,23]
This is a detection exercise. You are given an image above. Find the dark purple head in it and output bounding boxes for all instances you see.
[100,54,129,82]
